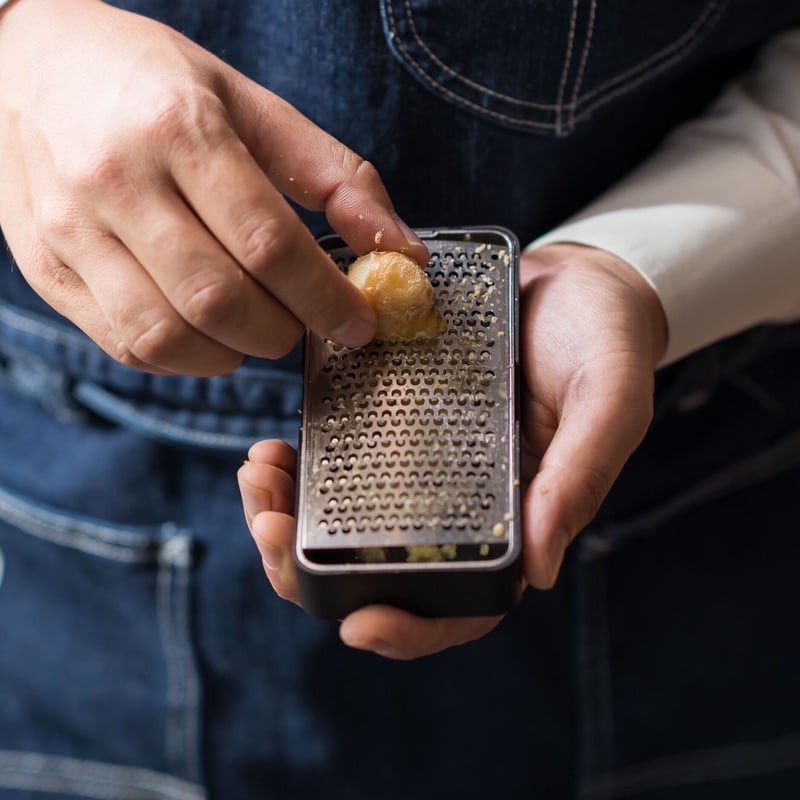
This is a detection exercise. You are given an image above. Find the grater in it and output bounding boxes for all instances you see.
[295,227,521,619]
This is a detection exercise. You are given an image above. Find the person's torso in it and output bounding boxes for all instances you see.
[2,0,799,442]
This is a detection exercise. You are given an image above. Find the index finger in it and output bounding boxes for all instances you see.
[227,74,429,265]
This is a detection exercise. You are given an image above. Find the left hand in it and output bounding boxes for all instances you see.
[237,242,667,659]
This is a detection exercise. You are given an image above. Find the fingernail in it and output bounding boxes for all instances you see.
[392,214,427,256]
[369,641,397,659]
[331,318,375,348]
[240,479,273,523]
[261,545,283,572]
[345,635,396,659]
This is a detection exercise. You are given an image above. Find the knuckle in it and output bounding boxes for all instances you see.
[329,150,384,196]
[104,330,135,367]
[235,217,294,271]
[68,147,129,197]
[113,346,147,372]
[178,274,242,331]
[22,241,76,293]
[34,198,88,246]
[351,156,381,189]
[146,88,229,156]
[333,144,371,177]
[119,314,181,366]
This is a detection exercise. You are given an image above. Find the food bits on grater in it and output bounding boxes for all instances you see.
[347,251,445,341]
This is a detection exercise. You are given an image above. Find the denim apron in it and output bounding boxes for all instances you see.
[2,2,800,798]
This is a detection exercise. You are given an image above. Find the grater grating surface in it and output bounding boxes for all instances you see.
[298,229,518,562]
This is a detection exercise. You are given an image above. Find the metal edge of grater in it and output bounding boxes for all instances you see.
[294,226,521,619]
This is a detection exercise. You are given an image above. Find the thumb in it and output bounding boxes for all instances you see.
[523,378,654,588]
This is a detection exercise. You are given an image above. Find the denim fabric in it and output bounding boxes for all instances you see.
[2,2,800,799]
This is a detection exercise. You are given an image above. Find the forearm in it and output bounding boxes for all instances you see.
[530,28,800,366]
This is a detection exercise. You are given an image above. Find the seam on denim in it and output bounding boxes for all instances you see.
[382,0,726,131]
[568,0,597,131]
[579,425,800,558]
[0,750,205,799]
[575,34,709,123]
[4,350,88,423]
[0,545,4,591]
[575,3,727,122]
[555,0,580,136]
[397,0,557,111]
[0,300,97,354]
[1,300,302,391]
[583,730,800,798]
[578,0,723,104]
[74,381,297,450]
[382,0,558,130]
[157,535,203,785]
[574,558,616,799]
[0,485,164,562]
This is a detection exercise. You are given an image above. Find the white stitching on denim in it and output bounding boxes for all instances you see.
[555,0,580,136]
[399,0,557,111]
[73,382,278,450]
[383,0,558,130]
[157,534,203,784]
[577,0,724,105]
[0,485,163,562]
[0,300,98,354]
[568,0,597,131]
[575,5,724,123]
[0,500,204,788]
[0,750,205,799]
[0,299,303,389]
[0,546,4,591]
[582,730,800,798]
[383,0,727,130]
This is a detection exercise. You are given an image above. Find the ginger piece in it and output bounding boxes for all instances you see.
[347,251,445,341]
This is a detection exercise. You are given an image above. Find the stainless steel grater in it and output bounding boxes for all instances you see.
[295,227,521,619]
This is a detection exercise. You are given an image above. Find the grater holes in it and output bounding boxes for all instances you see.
[370,515,385,532]
[306,244,512,549]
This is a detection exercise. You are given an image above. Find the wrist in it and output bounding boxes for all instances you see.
[523,242,668,368]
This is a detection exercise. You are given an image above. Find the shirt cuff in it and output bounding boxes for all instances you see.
[529,31,800,366]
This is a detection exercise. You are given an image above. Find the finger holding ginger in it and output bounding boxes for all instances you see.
[346,251,445,341]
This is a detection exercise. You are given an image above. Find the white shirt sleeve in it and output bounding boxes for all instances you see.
[530,29,800,366]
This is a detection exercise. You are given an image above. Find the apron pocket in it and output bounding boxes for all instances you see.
[0,484,206,797]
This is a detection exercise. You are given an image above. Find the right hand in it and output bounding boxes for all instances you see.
[0,0,426,375]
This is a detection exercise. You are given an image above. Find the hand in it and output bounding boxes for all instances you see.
[0,0,426,376]
[238,440,505,659]
[237,243,667,658]
[515,243,666,587]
